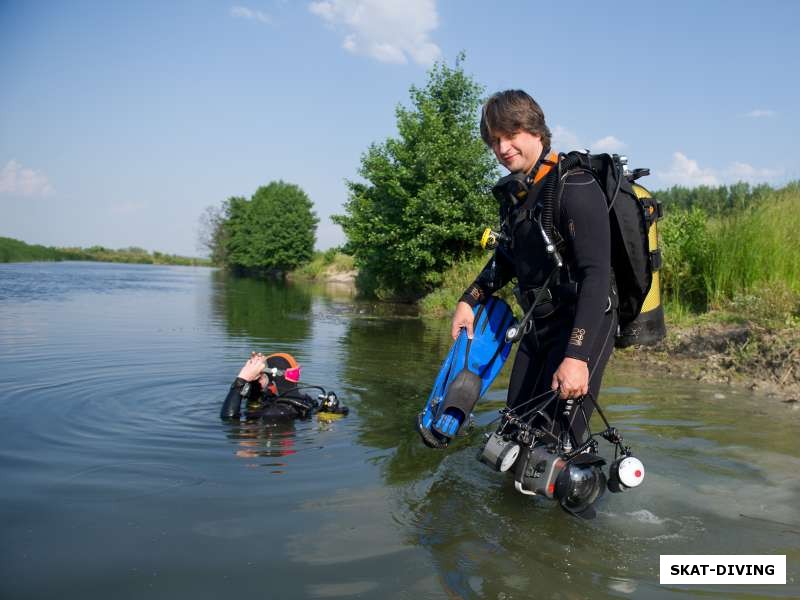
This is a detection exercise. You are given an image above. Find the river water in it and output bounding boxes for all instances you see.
[0,261,797,599]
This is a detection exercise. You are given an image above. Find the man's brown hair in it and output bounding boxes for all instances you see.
[480,90,552,150]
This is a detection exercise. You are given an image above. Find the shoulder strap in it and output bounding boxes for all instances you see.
[526,151,559,186]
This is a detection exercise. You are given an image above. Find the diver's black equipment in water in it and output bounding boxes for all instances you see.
[317,390,349,415]
[477,389,644,519]
[220,352,348,421]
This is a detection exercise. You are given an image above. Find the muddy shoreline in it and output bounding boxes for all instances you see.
[615,321,800,405]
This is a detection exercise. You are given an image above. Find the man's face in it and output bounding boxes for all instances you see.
[490,130,543,174]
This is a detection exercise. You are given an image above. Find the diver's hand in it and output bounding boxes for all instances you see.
[551,357,589,399]
[238,352,266,381]
[451,301,475,340]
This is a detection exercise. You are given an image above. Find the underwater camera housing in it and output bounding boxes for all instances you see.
[477,404,645,519]
[513,443,607,519]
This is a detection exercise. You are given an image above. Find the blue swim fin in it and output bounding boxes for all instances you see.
[418,296,516,448]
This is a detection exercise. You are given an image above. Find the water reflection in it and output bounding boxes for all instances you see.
[210,270,313,343]
[224,420,298,462]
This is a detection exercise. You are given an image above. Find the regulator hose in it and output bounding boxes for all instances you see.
[540,152,584,242]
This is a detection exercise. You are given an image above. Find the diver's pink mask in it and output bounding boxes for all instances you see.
[284,366,301,383]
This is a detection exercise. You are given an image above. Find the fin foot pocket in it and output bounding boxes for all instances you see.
[416,413,449,449]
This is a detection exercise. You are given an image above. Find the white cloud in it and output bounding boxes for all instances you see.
[658,152,720,187]
[657,153,783,187]
[724,162,782,183]
[551,125,582,151]
[231,5,273,24]
[0,160,54,196]
[743,109,776,118]
[308,0,441,65]
[592,135,625,153]
[551,127,626,154]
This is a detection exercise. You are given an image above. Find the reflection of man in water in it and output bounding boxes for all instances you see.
[221,352,347,422]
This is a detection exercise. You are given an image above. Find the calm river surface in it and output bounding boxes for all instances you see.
[1,262,798,599]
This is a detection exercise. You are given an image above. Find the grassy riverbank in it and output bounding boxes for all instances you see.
[414,183,800,401]
[0,236,211,266]
[289,249,355,282]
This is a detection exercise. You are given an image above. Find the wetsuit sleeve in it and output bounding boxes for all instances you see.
[460,249,515,307]
[220,377,247,420]
[560,173,611,363]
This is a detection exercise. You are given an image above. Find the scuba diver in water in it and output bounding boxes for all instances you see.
[221,352,348,421]
[439,90,646,517]
[453,89,615,445]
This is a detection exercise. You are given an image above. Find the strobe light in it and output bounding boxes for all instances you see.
[607,455,645,492]
[478,432,521,472]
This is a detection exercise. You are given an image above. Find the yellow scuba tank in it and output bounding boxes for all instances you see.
[615,183,666,347]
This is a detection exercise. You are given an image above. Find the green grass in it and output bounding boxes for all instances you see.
[291,250,355,280]
[419,252,517,317]
[660,182,799,326]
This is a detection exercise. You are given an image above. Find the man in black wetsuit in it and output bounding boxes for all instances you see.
[221,352,346,421]
[451,90,616,444]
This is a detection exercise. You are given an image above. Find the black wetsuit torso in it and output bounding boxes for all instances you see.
[462,155,616,442]
[220,378,317,421]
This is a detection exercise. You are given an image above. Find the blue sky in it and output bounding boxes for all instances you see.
[2,0,798,256]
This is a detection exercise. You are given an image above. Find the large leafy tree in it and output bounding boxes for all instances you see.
[221,181,318,273]
[333,55,498,300]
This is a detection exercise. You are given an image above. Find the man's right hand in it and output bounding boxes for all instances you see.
[238,352,266,381]
[451,301,475,340]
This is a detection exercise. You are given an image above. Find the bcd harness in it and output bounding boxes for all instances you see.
[491,149,663,344]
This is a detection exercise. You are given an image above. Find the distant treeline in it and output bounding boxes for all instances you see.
[0,237,211,266]
[655,181,798,215]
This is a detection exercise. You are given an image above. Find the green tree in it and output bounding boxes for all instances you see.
[333,54,498,300]
[197,201,231,265]
[224,181,318,273]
